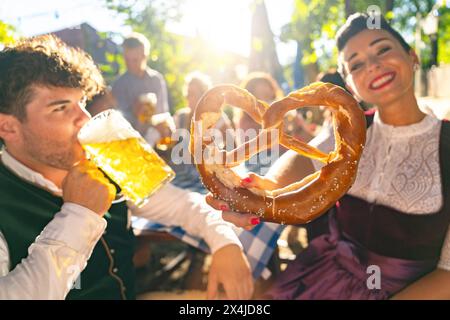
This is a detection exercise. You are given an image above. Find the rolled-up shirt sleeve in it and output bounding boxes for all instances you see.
[130,183,243,254]
[309,124,335,171]
[0,203,106,300]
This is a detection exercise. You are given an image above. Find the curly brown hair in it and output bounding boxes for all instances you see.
[0,34,104,121]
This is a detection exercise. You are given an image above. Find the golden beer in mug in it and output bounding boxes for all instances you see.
[78,109,175,207]
[136,92,157,124]
[151,112,177,151]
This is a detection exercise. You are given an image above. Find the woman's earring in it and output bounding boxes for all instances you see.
[414,64,420,71]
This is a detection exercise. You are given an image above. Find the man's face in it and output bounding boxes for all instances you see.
[123,46,147,75]
[12,86,91,171]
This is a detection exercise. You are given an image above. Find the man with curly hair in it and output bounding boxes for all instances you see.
[0,35,253,300]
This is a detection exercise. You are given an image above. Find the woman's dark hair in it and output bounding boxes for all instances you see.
[336,13,411,76]
[317,69,347,91]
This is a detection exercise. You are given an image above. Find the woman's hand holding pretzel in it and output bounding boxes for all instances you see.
[206,173,279,230]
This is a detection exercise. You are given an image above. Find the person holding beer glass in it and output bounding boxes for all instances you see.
[174,71,233,135]
[170,71,234,193]
[112,33,174,149]
[129,92,175,150]
[0,35,253,300]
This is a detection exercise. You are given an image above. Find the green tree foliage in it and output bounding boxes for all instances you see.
[283,0,448,83]
[281,0,343,68]
[0,21,16,47]
[94,30,126,84]
[438,6,450,64]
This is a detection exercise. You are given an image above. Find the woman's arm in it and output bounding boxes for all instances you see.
[245,122,335,189]
[391,268,450,300]
[393,226,450,300]
[264,149,315,187]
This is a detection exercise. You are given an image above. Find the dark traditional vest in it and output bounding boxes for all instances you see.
[0,162,137,299]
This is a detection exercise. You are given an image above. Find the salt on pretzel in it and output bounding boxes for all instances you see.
[190,82,366,224]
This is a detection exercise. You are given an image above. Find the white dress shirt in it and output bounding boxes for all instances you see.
[309,111,450,271]
[0,149,241,299]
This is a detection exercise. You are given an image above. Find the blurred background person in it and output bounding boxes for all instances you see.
[112,32,173,146]
[233,71,283,143]
[174,71,233,135]
[170,71,234,193]
[173,71,210,131]
[234,72,313,176]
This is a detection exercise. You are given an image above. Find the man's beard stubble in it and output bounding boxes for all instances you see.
[23,131,83,171]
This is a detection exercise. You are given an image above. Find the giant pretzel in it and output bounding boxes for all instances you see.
[190,82,366,224]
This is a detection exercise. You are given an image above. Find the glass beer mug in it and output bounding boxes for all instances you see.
[78,109,175,207]
[136,92,157,125]
[151,112,176,151]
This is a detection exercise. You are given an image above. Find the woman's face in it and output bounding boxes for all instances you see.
[251,81,276,103]
[340,29,418,107]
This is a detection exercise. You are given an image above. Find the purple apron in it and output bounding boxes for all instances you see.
[265,208,439,300]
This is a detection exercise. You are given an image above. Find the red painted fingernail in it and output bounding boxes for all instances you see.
[241,177,252,185]
[250,218,260,225]
[219,205,229,211]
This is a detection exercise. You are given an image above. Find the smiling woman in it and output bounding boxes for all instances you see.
[210,13,450,300]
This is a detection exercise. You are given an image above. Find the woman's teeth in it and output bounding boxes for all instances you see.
[371,73,394,89]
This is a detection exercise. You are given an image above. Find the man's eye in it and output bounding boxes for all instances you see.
[377,47,391,55]
[53,105,67,112]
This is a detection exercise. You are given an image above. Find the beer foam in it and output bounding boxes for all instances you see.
[78,109,140,144]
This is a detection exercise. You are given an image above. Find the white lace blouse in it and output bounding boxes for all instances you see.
[310,111,450,270]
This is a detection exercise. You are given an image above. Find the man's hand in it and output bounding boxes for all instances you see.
[133,100,154,124]
[62,159,116,216]
[152,113,175,140]
[207,244,254,300]
[154,120,173,139]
